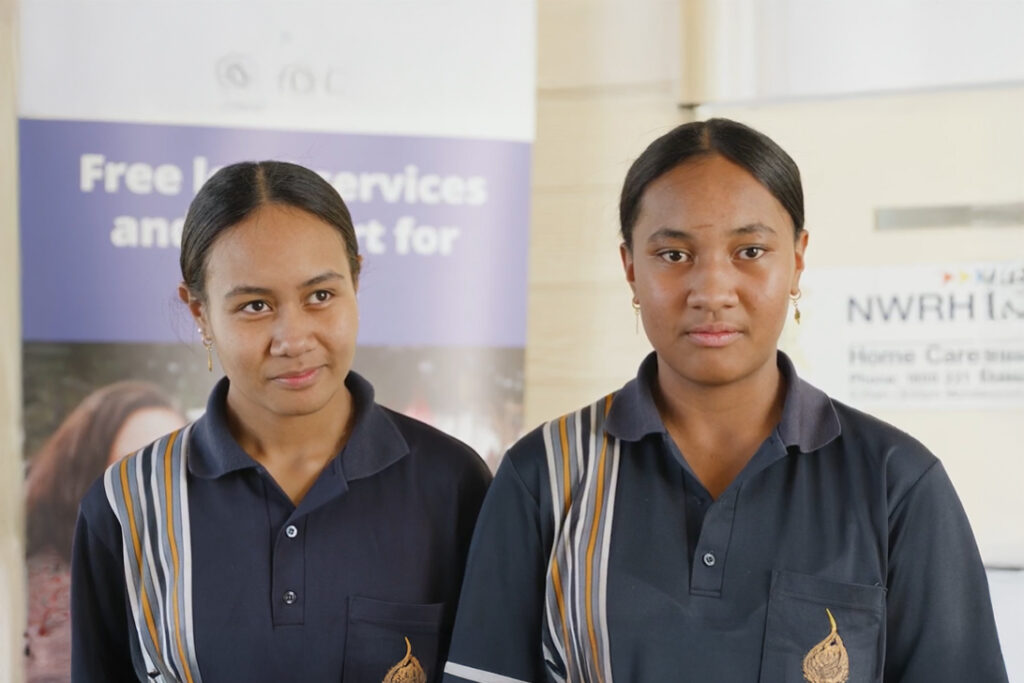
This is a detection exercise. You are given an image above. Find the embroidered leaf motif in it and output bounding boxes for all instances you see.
[802,608,850,683]
[382,636,427,683]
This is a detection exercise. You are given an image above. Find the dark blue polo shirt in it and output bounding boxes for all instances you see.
[71,372,492,683]
[443,352,1007,682]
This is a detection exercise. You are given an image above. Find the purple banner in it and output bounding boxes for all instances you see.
[19,118,531,346]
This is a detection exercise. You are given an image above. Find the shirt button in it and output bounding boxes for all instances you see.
[285,525,298,539]
[282,590,297,605]
[702,552,717,567]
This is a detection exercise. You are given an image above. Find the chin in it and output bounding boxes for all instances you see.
[665,354,759,388]
[686,369,747,388]
[267,400,331,418]
[265,389,336,417]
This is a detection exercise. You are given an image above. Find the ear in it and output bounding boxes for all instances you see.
[620,242,637,299]
[791,229,809,295]
[178,283,209,335]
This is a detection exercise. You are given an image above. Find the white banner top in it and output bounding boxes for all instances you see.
[19,0,536,141]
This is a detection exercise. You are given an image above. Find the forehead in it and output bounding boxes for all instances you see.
[204,204,350,286]
[636,154,791,237]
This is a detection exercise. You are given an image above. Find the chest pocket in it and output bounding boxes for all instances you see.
[343,596,445,683]
[760,570,885,683]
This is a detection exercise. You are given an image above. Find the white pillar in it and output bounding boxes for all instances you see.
[678,0,759,106]
[0,0,25,681]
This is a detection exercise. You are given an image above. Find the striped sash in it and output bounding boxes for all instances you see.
[542,395,621,683]
[103,426,204,683]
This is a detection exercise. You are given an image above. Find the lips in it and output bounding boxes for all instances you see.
[271,366,323,389]
[685,324,742,348]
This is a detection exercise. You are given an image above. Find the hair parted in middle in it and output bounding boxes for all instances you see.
[179,160,362,300]
[619,118,805,249]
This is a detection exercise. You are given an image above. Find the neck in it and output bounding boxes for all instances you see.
[657,354,784,424]
[225,386,354,468]
[653,353,786,497]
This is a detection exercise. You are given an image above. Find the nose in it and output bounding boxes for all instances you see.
[686,255,739,313]
[269,306,314,357]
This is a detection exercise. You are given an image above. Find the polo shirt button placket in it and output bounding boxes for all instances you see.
[272,517,306,625]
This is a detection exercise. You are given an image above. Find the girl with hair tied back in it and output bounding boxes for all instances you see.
[71,160,491,682]
[442,119,1007,683]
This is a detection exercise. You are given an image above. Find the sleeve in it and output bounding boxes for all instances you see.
[437,450,494,666]
[70,501,138,682]
[884,461,1009,682]
[443,452,549,683]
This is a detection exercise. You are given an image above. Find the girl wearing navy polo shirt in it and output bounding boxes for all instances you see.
[443,119,1007,683]
[71,161,491,682]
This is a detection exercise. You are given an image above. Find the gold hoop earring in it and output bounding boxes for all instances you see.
[790,290,802,325]
[632,298,641,335]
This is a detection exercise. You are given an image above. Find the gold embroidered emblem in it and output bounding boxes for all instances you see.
[382,636,427,683]
[802,608,850,683]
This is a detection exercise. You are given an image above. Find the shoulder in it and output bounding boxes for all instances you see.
[830,398,935,465]
[381,406,492,486]
[346,369,489,479]
[497,394,614,501]
[496,423,549,500]
[79,471,112,521]
[76,470,123,556]
[80,427,188,532]
[826,397,940,504]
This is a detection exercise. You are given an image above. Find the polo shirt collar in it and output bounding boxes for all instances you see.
[605,351,840,453]
[338,372,410,481]
[188,377,256,478]
[188,371,409,480]
[603,353,664,441]
[775,352,841,453]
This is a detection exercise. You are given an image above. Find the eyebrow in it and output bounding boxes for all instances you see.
[223,271,345,299]
[734,222,778,237]
[646,222,777,243]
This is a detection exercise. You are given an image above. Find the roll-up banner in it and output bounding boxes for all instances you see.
[19,2,535,679]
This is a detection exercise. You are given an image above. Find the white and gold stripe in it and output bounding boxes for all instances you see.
[104,425,204,683]
[542,395,620,683]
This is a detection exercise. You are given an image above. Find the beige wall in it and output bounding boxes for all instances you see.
[1,0,24,680]
[526,0,687,427]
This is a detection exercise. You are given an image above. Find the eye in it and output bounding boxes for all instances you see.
[240,300,270,313]
[658,250,691,264]
[307,289,333,304]
[737,246,766,260]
